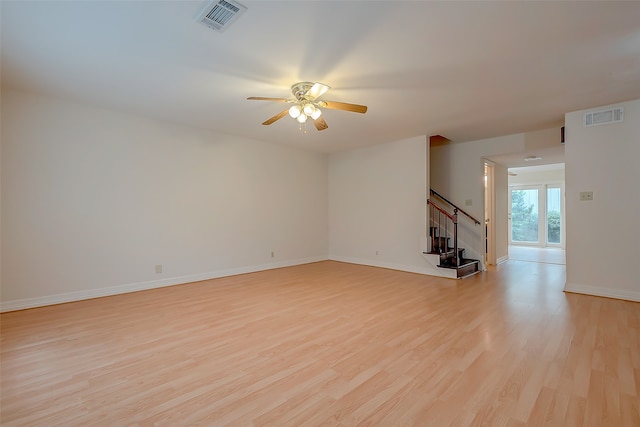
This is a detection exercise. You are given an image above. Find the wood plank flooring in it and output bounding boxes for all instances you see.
[508,246,566,265]
[1,260,639,426]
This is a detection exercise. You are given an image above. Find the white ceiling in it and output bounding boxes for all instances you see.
[509,162,565,176]
[488,144,567,169]
[2,1,640,153]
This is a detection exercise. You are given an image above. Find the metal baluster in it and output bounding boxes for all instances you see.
[453,209,459,267]
[437,211,441,253]
[444,215,447,254]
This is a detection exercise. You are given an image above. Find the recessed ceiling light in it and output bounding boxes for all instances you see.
[524,155,542,162]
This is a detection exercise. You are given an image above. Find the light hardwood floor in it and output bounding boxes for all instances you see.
[1,260,638,426]
[508,246,566,265]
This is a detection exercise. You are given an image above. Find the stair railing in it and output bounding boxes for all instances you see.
[427,199,460,267]
[427,189,481,268]
[429,189,481,225]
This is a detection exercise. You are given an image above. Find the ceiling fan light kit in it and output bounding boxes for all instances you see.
[247,82,367,132]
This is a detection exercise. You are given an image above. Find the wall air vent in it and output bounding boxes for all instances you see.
[583,106,624,128]
[197,0,247,32]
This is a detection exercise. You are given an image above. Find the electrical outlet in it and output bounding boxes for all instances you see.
[155,264,163,274]
[465,199,472,206]
[579,191,593,201]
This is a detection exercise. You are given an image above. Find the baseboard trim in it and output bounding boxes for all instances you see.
[0,256,328,312]
[496,255,509,265]
[329,255,442,277]
[564,283,640,303]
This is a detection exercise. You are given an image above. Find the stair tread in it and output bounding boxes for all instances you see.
[437,259,479,269]
[424,250,469,257]
[422,250,480,279]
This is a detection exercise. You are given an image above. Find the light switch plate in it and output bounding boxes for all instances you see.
[579,191,593,201]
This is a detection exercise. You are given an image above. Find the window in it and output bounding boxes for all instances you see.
[509,184,563,247]
[546,186,562,245]
[511,188,539,243]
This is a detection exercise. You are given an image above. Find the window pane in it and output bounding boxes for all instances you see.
[547,187,561,244]
[511,189,538,243]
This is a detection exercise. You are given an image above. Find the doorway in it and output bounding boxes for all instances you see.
[484,161,495,265]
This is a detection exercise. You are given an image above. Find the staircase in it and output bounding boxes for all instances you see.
[426,226,479,278]
[423,189,481,278]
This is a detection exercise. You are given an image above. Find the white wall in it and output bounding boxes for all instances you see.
[431,134,525,216]
[431,128,564,267]
[13,89,631,310]
[431,134,525,268]
[564,99,640,302]
[1,90,329,310]
[328,136,439,275]
[494,163,509,263]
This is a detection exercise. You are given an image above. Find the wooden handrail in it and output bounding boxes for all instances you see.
[429,189,481,225]
[427,199,456,222]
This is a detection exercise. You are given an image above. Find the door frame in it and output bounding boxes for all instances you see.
[484,161,496,265]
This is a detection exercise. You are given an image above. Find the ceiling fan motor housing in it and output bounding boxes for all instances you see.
[291,82,315,101]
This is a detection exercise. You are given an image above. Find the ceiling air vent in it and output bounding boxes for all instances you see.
[583,106,624,128]
[197,0,247,32]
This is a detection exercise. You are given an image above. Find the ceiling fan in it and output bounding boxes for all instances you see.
[247,82,367,131]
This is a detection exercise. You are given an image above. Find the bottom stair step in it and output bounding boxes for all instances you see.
[421,250,481,279]
[437,259,480,278]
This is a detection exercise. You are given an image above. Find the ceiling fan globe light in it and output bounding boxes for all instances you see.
[303,103,316,116]
[297,113,308,123]
[288,105,301,119]
[310,109,322,120]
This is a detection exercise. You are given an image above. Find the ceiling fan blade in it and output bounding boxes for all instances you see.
[306,82,330,100]
[262,109,289,125]
[313,116,328,131]
[320,100,367,114]
[247,97,290,102]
